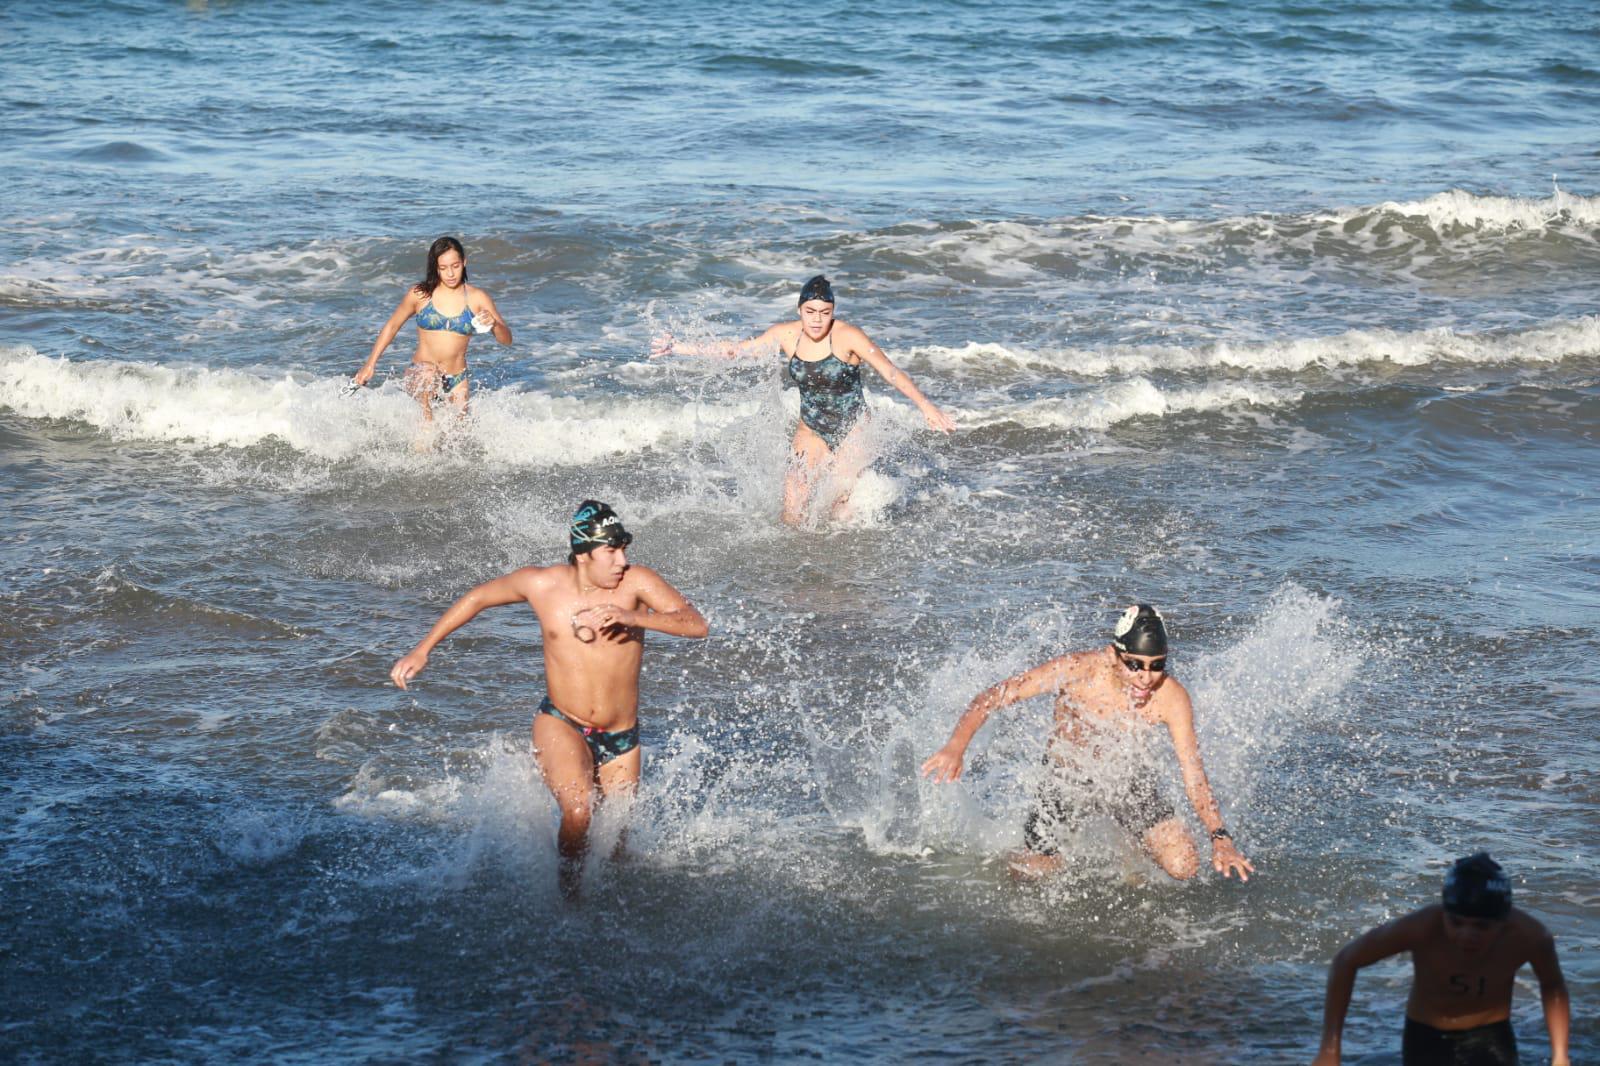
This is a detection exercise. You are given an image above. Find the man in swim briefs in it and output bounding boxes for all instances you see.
[1313,852,1570,1065]
[390,501,708,892]
[921,605,1254,881]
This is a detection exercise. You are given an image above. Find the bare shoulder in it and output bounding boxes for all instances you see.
[835,320,869,343]
[1507,907,1555,950]
[1043,649,1099,690]
[622,563,678,592]
[515,563,569,591]
[1368,904,1439,950]
[1399,903,1443,934]
[1058,648,1101,676]
[1155,675,1195,717]
[766,321,803,351]
[835,320,876,355]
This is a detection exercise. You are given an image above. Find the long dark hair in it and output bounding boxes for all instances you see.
[416,236,468,296]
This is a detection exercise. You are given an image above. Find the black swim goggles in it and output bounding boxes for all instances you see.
[1118,653,1166,674]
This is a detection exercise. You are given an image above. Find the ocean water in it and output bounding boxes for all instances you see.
[2,0,1597,1061]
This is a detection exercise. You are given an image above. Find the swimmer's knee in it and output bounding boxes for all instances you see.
[1144,822,1200,880]
[1152,838,1203,877]
[1161,849,1202,880]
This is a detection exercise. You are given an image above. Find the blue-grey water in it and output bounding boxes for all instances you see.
[2,0,1597,1061]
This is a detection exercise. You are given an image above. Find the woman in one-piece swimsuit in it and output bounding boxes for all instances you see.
[654,274,955,523]
[351,235,513,422]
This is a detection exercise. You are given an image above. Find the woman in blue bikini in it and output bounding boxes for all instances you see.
[655,275,954,522]
[351,236,513,420]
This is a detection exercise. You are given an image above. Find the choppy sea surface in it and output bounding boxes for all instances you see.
[2,1,1597,1061]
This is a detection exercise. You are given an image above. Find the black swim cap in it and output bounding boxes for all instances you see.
[1112,605,1168,656]
[1442,852,1512,919]
[569,500,633,555]
[798,274,835,306]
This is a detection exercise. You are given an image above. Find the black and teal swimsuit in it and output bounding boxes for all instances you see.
[785,329,866,451]
[539,695,640,766]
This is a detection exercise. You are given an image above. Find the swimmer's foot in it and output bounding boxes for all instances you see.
[1005,850,1064,882]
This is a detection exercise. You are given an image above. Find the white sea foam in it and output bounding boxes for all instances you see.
[914,316,1600,380]
[0,348,740,466]
[5,312,1593,468]
[1325,185,1600,234]
[968,379,1305,432]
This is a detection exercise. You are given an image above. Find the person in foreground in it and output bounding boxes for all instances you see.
[350,235,512,421]
[921,605,1253,882]
[390,501,707,894]
[653,274,955,523]
[1312,852,1570,1066]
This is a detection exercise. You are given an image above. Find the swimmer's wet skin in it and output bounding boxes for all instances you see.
[1313,852,1571,1066]
[920,603,1254,883]
[388,499,705,897]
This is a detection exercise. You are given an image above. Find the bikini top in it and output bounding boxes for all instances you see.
[785,329,861,396]
[416,287,475,335]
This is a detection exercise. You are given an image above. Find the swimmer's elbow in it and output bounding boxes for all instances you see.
[1329,944,1365,978]
[675,608,710,638]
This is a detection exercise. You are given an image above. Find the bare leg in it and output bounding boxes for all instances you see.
[532,713,598,898]
[595,747,641,861]
[824,421,872,521]
[782,424,831,525]
[1141,818,1201,880]
[403,363,441,423]
[445,377,470,417]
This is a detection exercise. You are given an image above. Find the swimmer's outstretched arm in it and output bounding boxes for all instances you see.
[920,657,1072,783]
[354,288,423,386]
[651,322,785,360]
[1312,911,1427,1065]
[1532,933,1571,1066]
[389,569,539,689]
[1164,695,1254,880]
[846,325,956,433]
[571,565,709,640]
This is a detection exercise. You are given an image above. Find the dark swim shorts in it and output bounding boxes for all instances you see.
[1402,1017,1517,1066]
[1021,756,1175,855]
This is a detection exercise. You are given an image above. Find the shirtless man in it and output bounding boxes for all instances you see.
[920,604,1253,881]
[390,501,708,891]
[1313,852,1570,1066]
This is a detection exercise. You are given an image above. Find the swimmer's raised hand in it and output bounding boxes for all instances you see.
[390,649,429,689]
[649,331,676,358]
[920,743,966,783]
